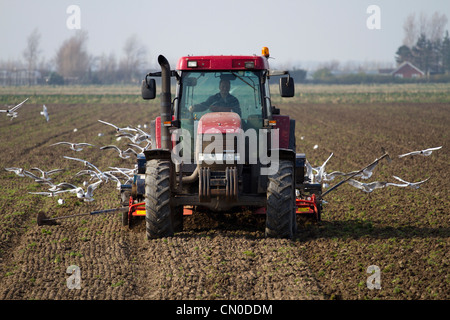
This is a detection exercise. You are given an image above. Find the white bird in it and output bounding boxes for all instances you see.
[391,176,430,189]
[344,160,379,180]
[1,98,29,120]
[98,120,137,134]
[398,146,442,158]
[40,181,78,192]
[69,180,102,202]
[100,145,138,159]
[29,189,72,197]
[347,179,388,193]
[58,198,65,205]
[128,143,146,154]
[50,141,95,152]
[64,156,110,182]
[313,153,333,183]
[30,167,65,180]
[40,104,49,122]
[4,167,25,177]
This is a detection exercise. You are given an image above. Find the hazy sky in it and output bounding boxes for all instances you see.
[0,0,449,70]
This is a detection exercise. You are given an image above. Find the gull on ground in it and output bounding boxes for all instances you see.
[398,146,442,158]
[40,105,49,122]
[50,141,95,152]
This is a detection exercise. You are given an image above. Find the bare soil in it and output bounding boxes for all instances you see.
[0,99,448,300]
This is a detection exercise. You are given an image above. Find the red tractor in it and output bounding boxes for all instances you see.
[124,47,322,239]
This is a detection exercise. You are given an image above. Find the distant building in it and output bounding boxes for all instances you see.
[390,61,425,78]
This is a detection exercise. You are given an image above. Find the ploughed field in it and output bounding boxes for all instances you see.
[0,84,448,300]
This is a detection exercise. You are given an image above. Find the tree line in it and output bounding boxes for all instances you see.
[395,12,450,75]
[1,29,150,86]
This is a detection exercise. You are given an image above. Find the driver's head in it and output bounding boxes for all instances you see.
[219,79,230,96]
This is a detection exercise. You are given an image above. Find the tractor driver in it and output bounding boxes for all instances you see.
[188,79,241,117]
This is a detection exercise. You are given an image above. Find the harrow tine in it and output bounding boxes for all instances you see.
[36,207,129,226]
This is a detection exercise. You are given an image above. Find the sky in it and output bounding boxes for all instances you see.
[0,0,449,70]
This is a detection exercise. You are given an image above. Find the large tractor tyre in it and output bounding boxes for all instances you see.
[265,160,297,239]
[145,159,174,239]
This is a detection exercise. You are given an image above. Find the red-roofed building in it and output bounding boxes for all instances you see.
[391,61,425,78]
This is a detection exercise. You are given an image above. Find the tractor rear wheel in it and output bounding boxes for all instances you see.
[265,160,297,239]
[145,159,174,239]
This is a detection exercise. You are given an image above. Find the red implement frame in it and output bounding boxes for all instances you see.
[296,194,320,220]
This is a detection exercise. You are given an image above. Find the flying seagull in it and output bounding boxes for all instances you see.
[30,167,65,180]
[398,146,442,158]
[391,176,430,189]
[50,142,95,152]
[68,180,103,202]
[98,120,137,134]
[347,179,388,193]
[0,98,29,120]
[40,105,49,122]
[100,145,138,159]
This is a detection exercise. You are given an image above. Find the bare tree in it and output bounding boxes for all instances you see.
[403,13,417,48]
[429,12,448,43]
[22,28,41,85]
[97,52,117,84]
[119,34,147,83]
[55,30,90,83]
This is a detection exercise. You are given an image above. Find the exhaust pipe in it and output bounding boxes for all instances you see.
[158,55,171,150]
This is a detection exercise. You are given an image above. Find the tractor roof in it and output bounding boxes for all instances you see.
[176,55,269,71]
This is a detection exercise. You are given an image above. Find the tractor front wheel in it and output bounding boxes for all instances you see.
[265,160,297,239]
[145,159,174,239]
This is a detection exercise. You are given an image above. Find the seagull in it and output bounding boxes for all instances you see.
[313,153,333,183]
[398,146,442,158]
[40,105,49,122]
[4,167,26,177]
[29,190,72,197]
[344,161,379,180]
[98,120,137,134]
[68,180,102,202]
[347,179,388,193]
[100,145,138,159]
[39,181,78,192]
[50,142,95,152]
[128,143,146,154]
[30,167,65,180]
[63,156,110,182]
[1,98,29,120]
[391,176,430,189]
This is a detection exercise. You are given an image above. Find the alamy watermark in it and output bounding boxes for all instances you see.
[66,265,81,289]
[66,5,81,30]
[171,124,280,176]
[366,5,381,30]
[366,265,381,290]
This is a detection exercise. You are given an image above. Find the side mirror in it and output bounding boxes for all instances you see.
[141,78,156,100]
[279,76,295,97]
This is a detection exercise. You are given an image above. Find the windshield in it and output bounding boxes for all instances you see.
[178,71,264,130]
